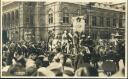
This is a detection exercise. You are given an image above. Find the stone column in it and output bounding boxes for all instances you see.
[18,2,24,41]
[35,2,40,41]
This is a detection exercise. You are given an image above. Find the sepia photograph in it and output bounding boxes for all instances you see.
[1,0,127,78]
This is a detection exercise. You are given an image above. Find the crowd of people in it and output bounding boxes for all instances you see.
[2,30,125,77]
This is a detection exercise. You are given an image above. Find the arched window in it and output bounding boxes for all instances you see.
[48,9,53,24]
[63,7,69,23]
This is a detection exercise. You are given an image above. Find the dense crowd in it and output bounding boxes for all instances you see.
[2,30,125,77]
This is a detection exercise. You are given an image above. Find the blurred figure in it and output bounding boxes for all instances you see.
[75,63,98,76]
[73,31,80,54]
[61,30,68,53]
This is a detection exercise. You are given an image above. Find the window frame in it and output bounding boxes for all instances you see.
[92,16,97,26]
[106,17,111,27]
[63,7,69,23]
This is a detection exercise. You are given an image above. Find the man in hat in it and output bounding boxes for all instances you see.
[80,33,86,47]
[85,36,95,48]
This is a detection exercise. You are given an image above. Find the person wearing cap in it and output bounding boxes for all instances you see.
[85,36,95,48]
[84,36,95,59]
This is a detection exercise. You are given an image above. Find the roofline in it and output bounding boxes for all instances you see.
[2,1,15,6]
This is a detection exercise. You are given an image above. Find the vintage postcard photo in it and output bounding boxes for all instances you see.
[1,0,127,78]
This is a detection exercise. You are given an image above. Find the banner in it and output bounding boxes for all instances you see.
[72,16,85,33]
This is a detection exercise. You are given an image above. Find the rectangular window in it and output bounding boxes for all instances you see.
[30,15,34,26]
[26,17,29,25]
[51,14,53,23]
[92,16,97,26]
[48,14,53,24]
[106,17,110,27]
[119,19,122,28]
[113,18,116,27]
[66,17,69,23]
[99,16,104,27]
[63,17,65,23]
[48,14,51,24]
[63,16,69,23]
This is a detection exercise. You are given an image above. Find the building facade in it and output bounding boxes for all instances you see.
[2,2,125,43]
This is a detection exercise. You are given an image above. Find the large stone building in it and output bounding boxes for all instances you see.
[2,2,125,43]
